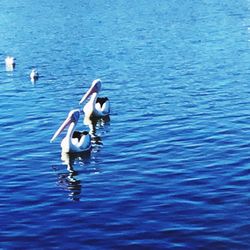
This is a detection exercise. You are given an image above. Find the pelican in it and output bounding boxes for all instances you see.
[30,69,39,82]
[79,79,110,121]
[50,109,91,153]
[5,56,15,71]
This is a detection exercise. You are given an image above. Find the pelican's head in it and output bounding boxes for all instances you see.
[50,109,83,143]
[68,109,81,123]
[79,79,102,105]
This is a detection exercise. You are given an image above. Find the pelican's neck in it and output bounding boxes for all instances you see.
[90,92,98,109]
[61,121,77,152]
[66,121,76,140]
[84,92,98,116]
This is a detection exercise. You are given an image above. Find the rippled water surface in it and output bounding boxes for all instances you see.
[1,0,250,249]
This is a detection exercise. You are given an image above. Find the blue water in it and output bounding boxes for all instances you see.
[1,0,250,249]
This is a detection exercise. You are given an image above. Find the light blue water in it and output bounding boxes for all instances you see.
[1,0,250,249]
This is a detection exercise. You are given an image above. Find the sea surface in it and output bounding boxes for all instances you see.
[0,0,250,249]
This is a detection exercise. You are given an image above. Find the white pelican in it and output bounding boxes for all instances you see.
[30,69,39,82]
[79,79,110,121]
[5,56,16,71]
[50,109,91,153]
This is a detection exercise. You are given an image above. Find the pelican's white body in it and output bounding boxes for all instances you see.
[61,122,91,153]
[50,109,91,153]
[83,93,110,119]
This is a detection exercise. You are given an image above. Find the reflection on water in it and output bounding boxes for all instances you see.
[57,169,82,202]
[52,151,90,201]
[85,115,110,153]
[30,78,38,85]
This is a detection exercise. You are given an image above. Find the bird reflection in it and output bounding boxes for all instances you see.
[85,115,110,153]
[53,151,90,201]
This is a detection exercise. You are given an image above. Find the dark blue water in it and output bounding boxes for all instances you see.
[1,0,250,249]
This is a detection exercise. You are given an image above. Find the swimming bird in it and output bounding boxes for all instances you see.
[5,56,16,71]
[79,79,110,121]
[50,109,91,153]
[30,69,39,82]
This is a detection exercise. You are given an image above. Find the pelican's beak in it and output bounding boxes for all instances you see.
[79,79,101,105]
[50,116,72,143]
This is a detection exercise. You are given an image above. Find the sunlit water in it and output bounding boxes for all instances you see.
[1,0,250,249]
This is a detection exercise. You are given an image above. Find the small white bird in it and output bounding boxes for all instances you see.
[30,69,39,82]
[79,79,110,122]
[5,56,16,71]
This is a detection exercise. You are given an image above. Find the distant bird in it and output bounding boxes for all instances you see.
[30,69,39,82]
[5,56,15,71]
[79,79,110,121]
[50,109,91,154]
